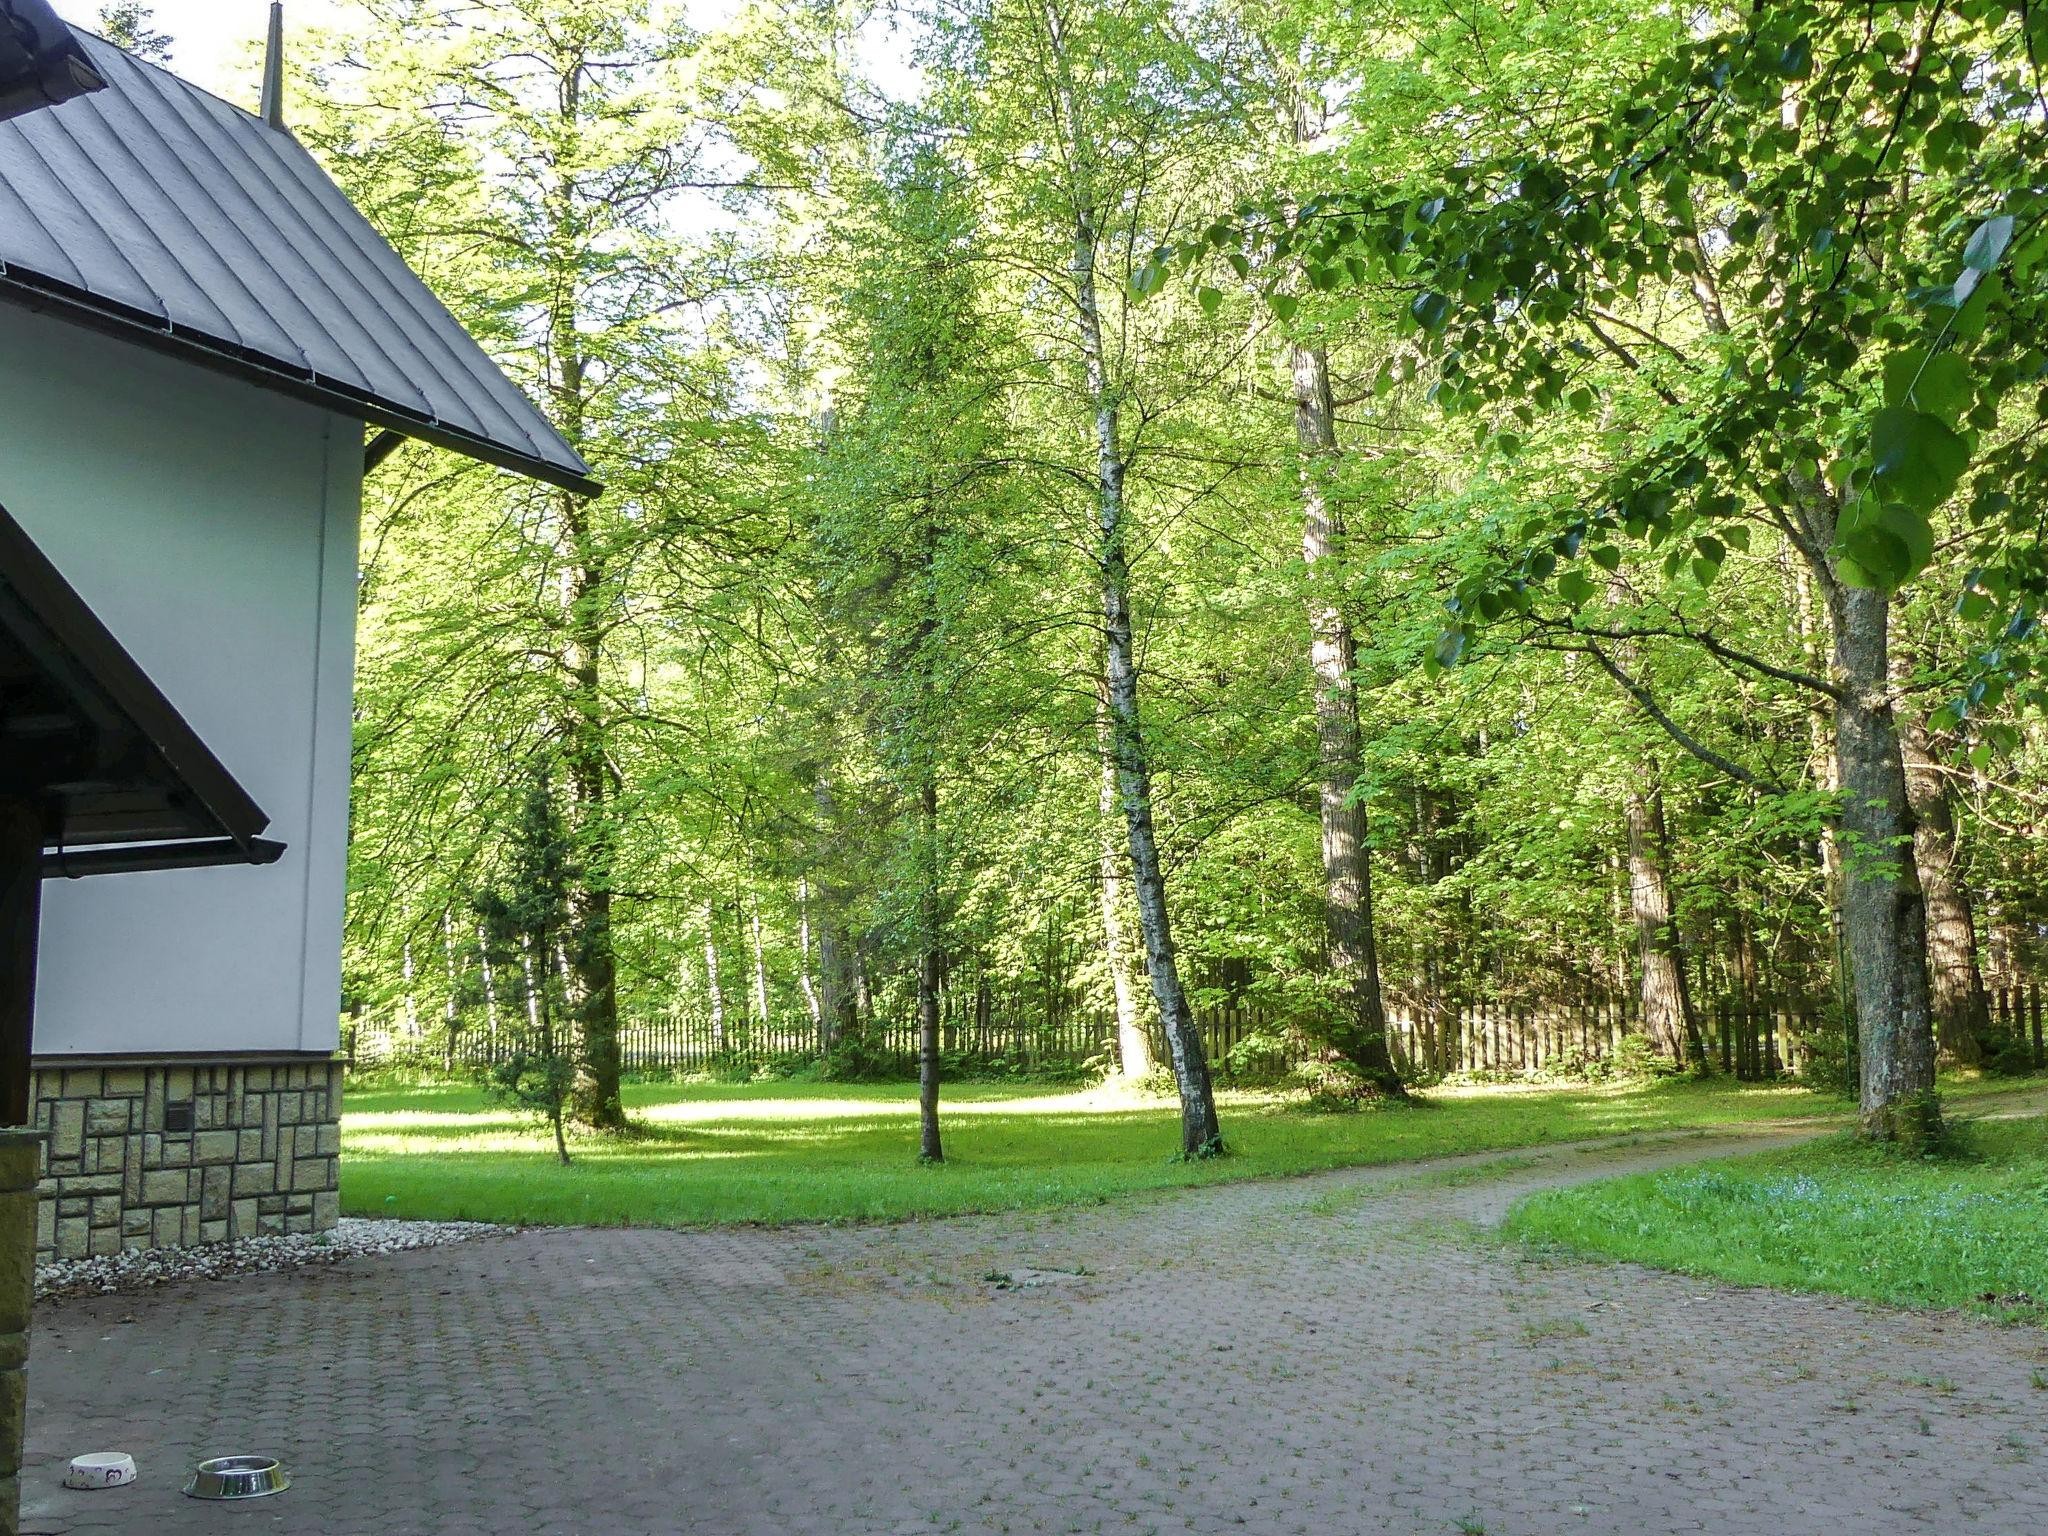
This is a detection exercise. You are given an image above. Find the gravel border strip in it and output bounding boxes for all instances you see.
[35,1217,509,1302]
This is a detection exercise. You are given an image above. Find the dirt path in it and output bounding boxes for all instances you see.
[25,1117,2048,1535]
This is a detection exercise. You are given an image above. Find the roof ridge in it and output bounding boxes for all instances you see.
[67,23,272,132]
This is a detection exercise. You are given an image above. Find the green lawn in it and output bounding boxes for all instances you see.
[1505,1107,2048,1319]
[341,1074,1877,1230]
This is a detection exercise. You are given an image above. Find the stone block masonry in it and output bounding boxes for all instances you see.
[31,1058,343,1263]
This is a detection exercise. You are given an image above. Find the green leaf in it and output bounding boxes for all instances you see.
[1955,270,2003,339]
[1869,406,1969,512]
[1270,291,1299,321]
[1589,544,1622,572]
[1432,627,1468,669]
[1887,349,1972,423]
[1555,569,1595,606]
[1914,351,1972,423]
[1837,502,1936,588]
[1196,285,1222,317]
[1837,518,1912,588]
[1410,290,1451,333]
[1962,214,2015,273]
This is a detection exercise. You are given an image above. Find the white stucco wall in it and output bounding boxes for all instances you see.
[0,303,361,1057]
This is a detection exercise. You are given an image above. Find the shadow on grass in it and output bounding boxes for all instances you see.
[336,1073,1876,1230]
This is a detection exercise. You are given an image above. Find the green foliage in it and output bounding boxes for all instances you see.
[473,776,579,1163]
[96,2,172,61]
[1168,0,2048,721]
[312,0,2045,1143]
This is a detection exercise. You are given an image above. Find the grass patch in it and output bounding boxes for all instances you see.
[339,1073,1872,1230]
[1505,1109,2048,1318]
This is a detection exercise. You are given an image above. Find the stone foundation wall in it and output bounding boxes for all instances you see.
[31,1057,343,1263]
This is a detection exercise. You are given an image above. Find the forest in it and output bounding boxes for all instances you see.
[264,0,2048,1154]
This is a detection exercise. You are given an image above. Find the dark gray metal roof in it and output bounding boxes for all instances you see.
[0,24,599,496]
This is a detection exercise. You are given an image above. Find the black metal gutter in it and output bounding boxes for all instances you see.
[0,1,105,125]
[42,836,286,879]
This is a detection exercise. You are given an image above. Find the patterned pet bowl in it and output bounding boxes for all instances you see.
[64,1452,136,1490]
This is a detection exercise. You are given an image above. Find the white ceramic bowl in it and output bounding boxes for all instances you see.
[63,1452,136,1491]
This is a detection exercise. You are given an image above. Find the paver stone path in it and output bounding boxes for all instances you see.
[25,1126,2048,1535]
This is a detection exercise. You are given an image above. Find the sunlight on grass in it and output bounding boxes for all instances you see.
[1506,1108,2048,1318]
[335,1071,1935,1230]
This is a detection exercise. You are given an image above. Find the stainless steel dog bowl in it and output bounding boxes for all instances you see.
[183,1455,289,1500]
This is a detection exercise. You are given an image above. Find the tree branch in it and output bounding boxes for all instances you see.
[1580,638,1787,792]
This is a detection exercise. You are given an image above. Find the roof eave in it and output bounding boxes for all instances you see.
[0,276,604,500]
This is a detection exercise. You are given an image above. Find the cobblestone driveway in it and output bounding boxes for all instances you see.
[24,1128,2048,1535]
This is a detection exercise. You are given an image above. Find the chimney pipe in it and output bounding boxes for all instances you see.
[258,2,284,129]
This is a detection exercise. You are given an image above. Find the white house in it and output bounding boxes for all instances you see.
[4,11,595,1262]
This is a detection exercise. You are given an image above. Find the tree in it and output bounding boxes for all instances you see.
[1184,0,2048,1140]
[937,0,1239,1155]
[305,0,759,1133]
[475,774,578,1166]
[1625,770,1703,1067]
[96,2,171,62]
[312,0,2044,1125]
[809,143,1028,1159]
[1895,646,1989,1065]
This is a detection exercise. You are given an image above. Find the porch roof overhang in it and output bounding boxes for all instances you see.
[0,498,282,878]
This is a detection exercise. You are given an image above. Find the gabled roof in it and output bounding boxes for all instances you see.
[0,498,283,877]
[0,24,599,497]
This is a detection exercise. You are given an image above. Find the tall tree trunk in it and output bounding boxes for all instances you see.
[1776,470,1939,1137]
[797,877,822,1030]
[1068,183,1220,1158]
[477,923,499,1044]
[918,776,944,1162]
[1788,554,1854,1031]
[1827,581,1939,1142]
[1291,340,1405,1096]
[441,910,461,1072]
[547,62,624,1133]
[811,774,858,1051]
[1625,773,1703,1067]
[1096,686,1153,1077]
[703,913,725,1051]
[749,899,770,1028]
[913,501,946,1161]
[1892,652,1987,1066]
[560,553,623,1129]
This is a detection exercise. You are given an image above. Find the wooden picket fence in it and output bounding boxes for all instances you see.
[1386,997,1819,1080]
[1988,983,2047,1066]
[346,985,2048,1082]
